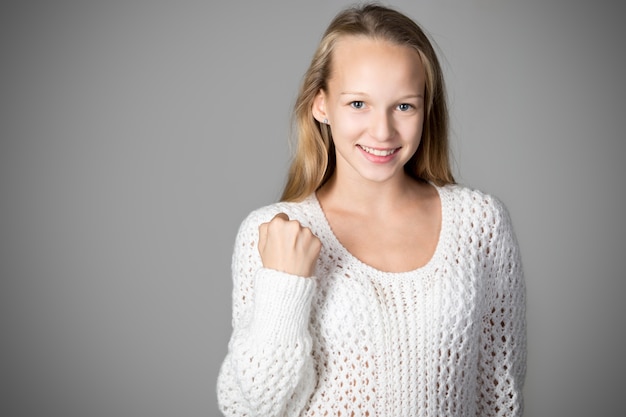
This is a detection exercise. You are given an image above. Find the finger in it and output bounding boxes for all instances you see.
[273,212,289,222]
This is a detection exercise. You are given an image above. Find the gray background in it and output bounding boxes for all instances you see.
[1,0,624,416]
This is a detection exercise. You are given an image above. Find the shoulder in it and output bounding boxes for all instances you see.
[237,194,321,235]
[438,183,514,232]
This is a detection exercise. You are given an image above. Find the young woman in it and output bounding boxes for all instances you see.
[217,4,526,416]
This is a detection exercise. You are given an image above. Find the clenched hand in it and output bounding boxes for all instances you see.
[258,213,322,277]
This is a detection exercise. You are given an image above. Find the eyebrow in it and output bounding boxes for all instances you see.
[340,91,424,99]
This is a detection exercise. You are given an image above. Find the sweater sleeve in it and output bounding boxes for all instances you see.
[217,210,317,417]
[477,198,527,417]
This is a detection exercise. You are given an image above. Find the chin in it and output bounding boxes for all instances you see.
[358,169,405,184]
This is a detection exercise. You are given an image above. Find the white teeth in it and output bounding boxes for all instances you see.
[359,145,398,156]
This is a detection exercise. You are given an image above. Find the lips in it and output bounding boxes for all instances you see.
[358,144,400,156]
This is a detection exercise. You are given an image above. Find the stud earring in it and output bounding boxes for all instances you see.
[323,118,329,125]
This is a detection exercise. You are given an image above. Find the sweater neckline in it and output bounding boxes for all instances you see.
[308,184,451,278]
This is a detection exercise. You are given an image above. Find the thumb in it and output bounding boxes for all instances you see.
[258,222,268,253]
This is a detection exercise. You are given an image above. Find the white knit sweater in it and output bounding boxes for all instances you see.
[217,184,526,417]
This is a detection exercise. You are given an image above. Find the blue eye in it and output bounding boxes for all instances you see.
[350,101,365,109]
[398,103,413,111]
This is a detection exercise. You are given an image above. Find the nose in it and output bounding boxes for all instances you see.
[369,110,394,142]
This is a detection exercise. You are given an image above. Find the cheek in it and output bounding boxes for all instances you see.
[415,122,425,142]
[331,114,366,141]
[399,118,424,145]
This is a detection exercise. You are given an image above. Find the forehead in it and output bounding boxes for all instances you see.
[328,35,425,91]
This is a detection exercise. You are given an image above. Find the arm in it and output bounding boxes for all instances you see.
[217,211,318,417]
[477,199,527,417]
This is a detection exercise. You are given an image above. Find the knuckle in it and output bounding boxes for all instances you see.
[268,217,285,231]
[286,220,302,232]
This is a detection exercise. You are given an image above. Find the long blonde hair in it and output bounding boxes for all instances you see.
[281,4,455,202]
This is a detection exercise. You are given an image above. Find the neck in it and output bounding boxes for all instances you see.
[317,171,425,214]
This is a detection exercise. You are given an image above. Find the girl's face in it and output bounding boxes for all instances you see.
[314,36,426,186]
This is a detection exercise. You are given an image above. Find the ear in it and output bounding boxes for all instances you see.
[312,89,328,124]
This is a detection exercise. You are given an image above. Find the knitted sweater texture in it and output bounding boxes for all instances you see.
[217,184,526,417]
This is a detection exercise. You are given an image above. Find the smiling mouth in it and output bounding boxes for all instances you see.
[358,145,400,156]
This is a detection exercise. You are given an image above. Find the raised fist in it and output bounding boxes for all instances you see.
[258,213,322,277]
